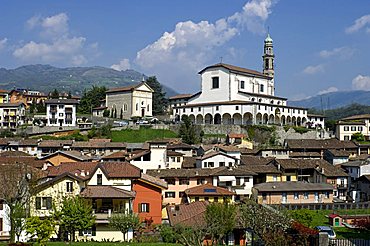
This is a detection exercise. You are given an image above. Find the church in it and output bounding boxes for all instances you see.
[173,34,309,126]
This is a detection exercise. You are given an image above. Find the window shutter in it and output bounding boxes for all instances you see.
[92,225,96,236]
[138,203,142,213]
[79,230,83,236]
[147,203,150,213]
[36,197,41,209]
[46,197,52,209]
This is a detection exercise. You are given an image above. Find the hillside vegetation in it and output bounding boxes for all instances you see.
[309,103,370,121]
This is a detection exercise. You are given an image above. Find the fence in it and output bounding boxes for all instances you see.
[330,238,370,246]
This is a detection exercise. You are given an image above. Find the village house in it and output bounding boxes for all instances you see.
[9,89,47,108]
[32,161,166,241]
[336,114,370,141]
[45,99,78,127]
[0,102,26,129]
[37,140,74,157]
[105,82,153,119]
[196,152,239,168]
[71,139,126,156]
[38,150,98,166]
[184,183,235,203]
[168,94,193,115]
[0,90,9,104]
[252,181,334,205]
[307,114,325,129]
[173,34,308,126]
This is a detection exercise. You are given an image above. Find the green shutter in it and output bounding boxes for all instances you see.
[36,197,41,209]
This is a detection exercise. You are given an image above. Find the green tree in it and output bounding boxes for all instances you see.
[67,91,72,99]
[325,119,336,131]
[352,132,365,142]
[50,89,60,99]
[36,102,46,113]
[58,196,95,243]
[173,224,206,246]
[103,109,110,117]
[78,86,107,114]
[289,209,313,228]
[145,76,168,115]
[178,115,199,144]
[26,216,55,246]
[108,210,141,241]
[205,203,236,245]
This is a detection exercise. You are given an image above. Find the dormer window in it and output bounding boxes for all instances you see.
[97,174,102,185]
[212,77,219,89]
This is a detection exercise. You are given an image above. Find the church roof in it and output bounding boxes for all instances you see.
[265,33,273,43]
[198,63,271,79]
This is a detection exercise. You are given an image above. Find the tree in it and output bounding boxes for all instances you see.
[173,224,207,246]
[26,216,55,246]
[352,132,365,142]
[108,210,141,241]
[353,217,370,231]
[78,86,107,114]
[103,109,110,117]
[50,89,60,99]
[0,163,39,242]
[67,91,72,99]
[205,203,237,245]
[58,196,95,242]
[239,199,291,246]
[178,115,199,144]
[145,76,168,115]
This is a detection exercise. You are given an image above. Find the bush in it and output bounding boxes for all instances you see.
[159,224,178,243]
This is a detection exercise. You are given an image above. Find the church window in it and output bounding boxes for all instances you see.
[260,84,264,92]
[212,77,219,89]
[235,106,239,110]
[191,108,193,112]
[258,99,262,103]
[240,81,245,89]
[198,107,201,112]
[136,103,138,111]
[216,106,219,111]
[358,126,363,131]
[271,100,274,104]
[147,105,150,111]
[183,108,185,112]
[298,110,300,114]
[123,104,128,112]
[141,101,144,105]
[258,105,261,110]
[265,59,269,69]
[251,98,255,102]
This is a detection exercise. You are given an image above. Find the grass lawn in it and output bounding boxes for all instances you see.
[111,128,178,142]
[299,209,370,239]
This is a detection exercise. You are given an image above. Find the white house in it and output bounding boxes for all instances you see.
[307,114,325,129]
[106,82,153,119]
[0,201,10,241]
[174,34,308,126]
[196,152,239,168]
[0,102,26,129]
[45,99,78,127]
[336,114,370,141]
[129,140,168,172]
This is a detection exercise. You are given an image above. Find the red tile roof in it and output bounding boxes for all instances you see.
[80,186,135,198]
[167,201,208,227]
[169,94,193,100]
[185,183,235,196]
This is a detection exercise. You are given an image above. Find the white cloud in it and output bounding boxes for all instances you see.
[345,14,370,34]
[14,13,96,66]
[111,58,131,71]
[228,0,275,34]
[317,86,338,95]
[352,75,370,91]
[302,64,325,75]
[319,46,355,59]
[135,0,276,91]
[0,38,7,50]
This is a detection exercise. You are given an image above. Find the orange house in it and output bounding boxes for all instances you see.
[133,173,167,224]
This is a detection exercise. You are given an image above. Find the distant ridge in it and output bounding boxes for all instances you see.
[0,64,178,96]
[288,90,370,110]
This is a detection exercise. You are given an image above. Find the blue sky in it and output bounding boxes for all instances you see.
[1,0,370,100]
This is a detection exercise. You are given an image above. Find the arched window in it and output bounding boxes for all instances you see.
[260,84,264,92]
[123,104,128,112]
[136,103,138,111]
[147,104,150,112]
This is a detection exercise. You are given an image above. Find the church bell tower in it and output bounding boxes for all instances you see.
[262,33,275,78]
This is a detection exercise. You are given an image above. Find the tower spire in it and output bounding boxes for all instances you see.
[262,31,274,79]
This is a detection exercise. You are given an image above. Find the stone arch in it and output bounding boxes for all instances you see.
[286,116,291,125]
[256,113,263,124]
[205,114,213,124]
[263,113,268,124]
[243,112,253,125]
[269,114,274,125]
[275,115,281,125]
[233,113,242,125]
[297,117,302,126]
[292,116,297,126]
[281,115,286,125]
[302,117,307,126]
[222,113,232,125]
[188,114,195,124]
[214,113,222,124]
[196,114,203,124]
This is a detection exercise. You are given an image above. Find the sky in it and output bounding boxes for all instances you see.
[1,0,370,100]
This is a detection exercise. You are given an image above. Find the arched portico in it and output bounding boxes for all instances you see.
[269,114,274,125]
[281,115,286,125]
[263,114,268,124]
[243,113,253,125]
[196,114,203,124]
[214,113,222,124]
[256,113,262,124]
[222,113,232,125]
[233,113,242,125]
[188,114,195,124]
[205,114,213,124]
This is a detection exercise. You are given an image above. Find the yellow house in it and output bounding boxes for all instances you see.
[0,90,9,103]
[184,183,235,203]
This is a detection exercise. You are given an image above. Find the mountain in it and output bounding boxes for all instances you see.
[288,90,370,110]
[0,64,178,97]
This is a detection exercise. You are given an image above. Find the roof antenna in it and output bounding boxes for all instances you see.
[220,56,223,64]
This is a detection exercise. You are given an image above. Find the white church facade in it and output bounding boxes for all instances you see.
[173,34,308,126]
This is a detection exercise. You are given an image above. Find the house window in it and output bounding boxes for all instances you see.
[165,179,176,185]
[286,176,291,181]
[136,103,138,111]
[179,179,189,185]
[139,203,150,213]
[260,84,264,92]
[191,108,193,112]
[97,174,102,185]
[177,157,181,162]
[165,192,176,198]
[244,177,250,182]
[59,105,64,109]
[236,177,241,186]
[204,197,209,201]
[212,77,219,89]
[358,126,363,131]
[207,162,214,168]
[183,108,185,112]
[294,192,299,200]
[273,175,277,181]
[351,126,356,131]
[123,104,128,111]
[344,126,349,131]
[324,192,330,199]
[36,197,52,210]
[240,81,245,89]
[344,136,350,140]
[303,192,309,199]
[66,182,73,192]
[262,193,267,201]
[197,178,205,185]
[198,107,201,112]
[195,197,199,201]
[214,197,219,203]
[235,106,239,110]
[216,106,219,111]
[219,162,225,167]
[59,113,63,117]
[147,105,150,112]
